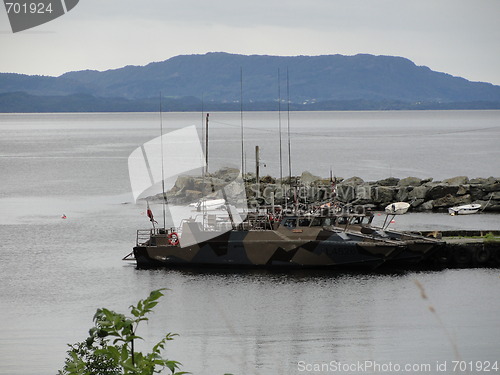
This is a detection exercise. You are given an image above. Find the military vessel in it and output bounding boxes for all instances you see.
[130,208,409,270]
[325,207,444,264]
[126,115,441,270]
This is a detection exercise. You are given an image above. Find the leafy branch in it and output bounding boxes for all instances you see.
[58,289,188,375]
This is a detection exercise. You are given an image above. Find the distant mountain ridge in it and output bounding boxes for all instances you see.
[1,52,500,112]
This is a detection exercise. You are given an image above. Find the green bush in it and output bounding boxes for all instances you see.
[58,289,187,375]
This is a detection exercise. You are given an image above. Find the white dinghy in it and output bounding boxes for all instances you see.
[448,203,481,215]
[382,202,411,230]
[385,202,411,215]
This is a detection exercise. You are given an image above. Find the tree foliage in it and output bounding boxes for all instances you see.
[58,289,188,375]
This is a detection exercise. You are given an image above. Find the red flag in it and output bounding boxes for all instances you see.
[146,202,158,224]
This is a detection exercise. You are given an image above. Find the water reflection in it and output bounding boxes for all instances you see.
[132,269,432,374]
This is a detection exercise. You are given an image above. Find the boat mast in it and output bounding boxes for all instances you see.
[286,67,292,182]
[201,93,205,160]
[205,113,209,173]
[286,67,297,214]
[255,145,260,194]
[278,68,283,183]
[240,67,245,178]
[159,93,167,230]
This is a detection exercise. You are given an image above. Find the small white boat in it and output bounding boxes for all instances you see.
[385,202,410,215]
[189,198,226,210]
[448,203,481,215]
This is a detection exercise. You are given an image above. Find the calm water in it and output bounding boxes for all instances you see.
[0,111,500,375]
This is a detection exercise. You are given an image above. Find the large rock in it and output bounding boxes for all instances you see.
[470,185,487,201]
[470,177,488,185]
[398,177,422,187]
[376,177,400,186]
[336,184,356,202]
[483,203,500,212]
[174,175,194,190]
[410,199,425,208]
[470,176,497,185]
[421,177,434,184]
[192,177,226,194]
[342,176,364,185]
[396,187,411,202]
[353,183,373,204]
[456,184,469,195]
[372,186,396,204]
[260,175,276,184]
[408,185,430,200]
[419,200,435,210]
[487,191,500,200]
[433,194,472,208]
[426,184,460,200]
[212,167,240,182]
[336,177,365,202]
[483,183,500,192]
[300,171,321,185]
[468,182,500,201]
[443,176,469,185]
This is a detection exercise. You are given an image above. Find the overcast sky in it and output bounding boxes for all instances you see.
[1,0,499,85]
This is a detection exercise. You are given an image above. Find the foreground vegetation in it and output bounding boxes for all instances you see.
[58,289,187,375]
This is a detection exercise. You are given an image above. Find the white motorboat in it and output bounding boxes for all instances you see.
[448,203,481,215]
[385,202,410,215]
[189,198,226,210]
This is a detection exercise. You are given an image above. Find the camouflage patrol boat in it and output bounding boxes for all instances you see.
[131,212,405,270]
[324,206,444,265]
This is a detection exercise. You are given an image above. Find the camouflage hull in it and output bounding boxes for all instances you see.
[388,241,440,265]
[334,219,444,266]
[133,226,403,270]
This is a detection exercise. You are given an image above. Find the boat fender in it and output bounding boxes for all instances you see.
[473,247,490,264]
[168,232,179,246]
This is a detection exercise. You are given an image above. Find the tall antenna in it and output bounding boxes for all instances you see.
[286,68,297,214]
[278,68,283,183]
[286,67,292,181]
[159,92,167,230]
[240,67,245,178]
[205,113,209,173]
[201,93,205,158]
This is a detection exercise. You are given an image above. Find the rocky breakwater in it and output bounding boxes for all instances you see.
[247,173,500,212]
[152,167,247,206]
[296,173,500,212]
[152,169,500,212]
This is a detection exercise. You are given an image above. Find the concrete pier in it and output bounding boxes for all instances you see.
[414,230,500,269]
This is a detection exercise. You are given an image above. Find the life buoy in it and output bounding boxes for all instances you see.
[168,232,179,246]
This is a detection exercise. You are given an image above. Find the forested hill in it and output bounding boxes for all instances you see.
[2,52,500,112]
